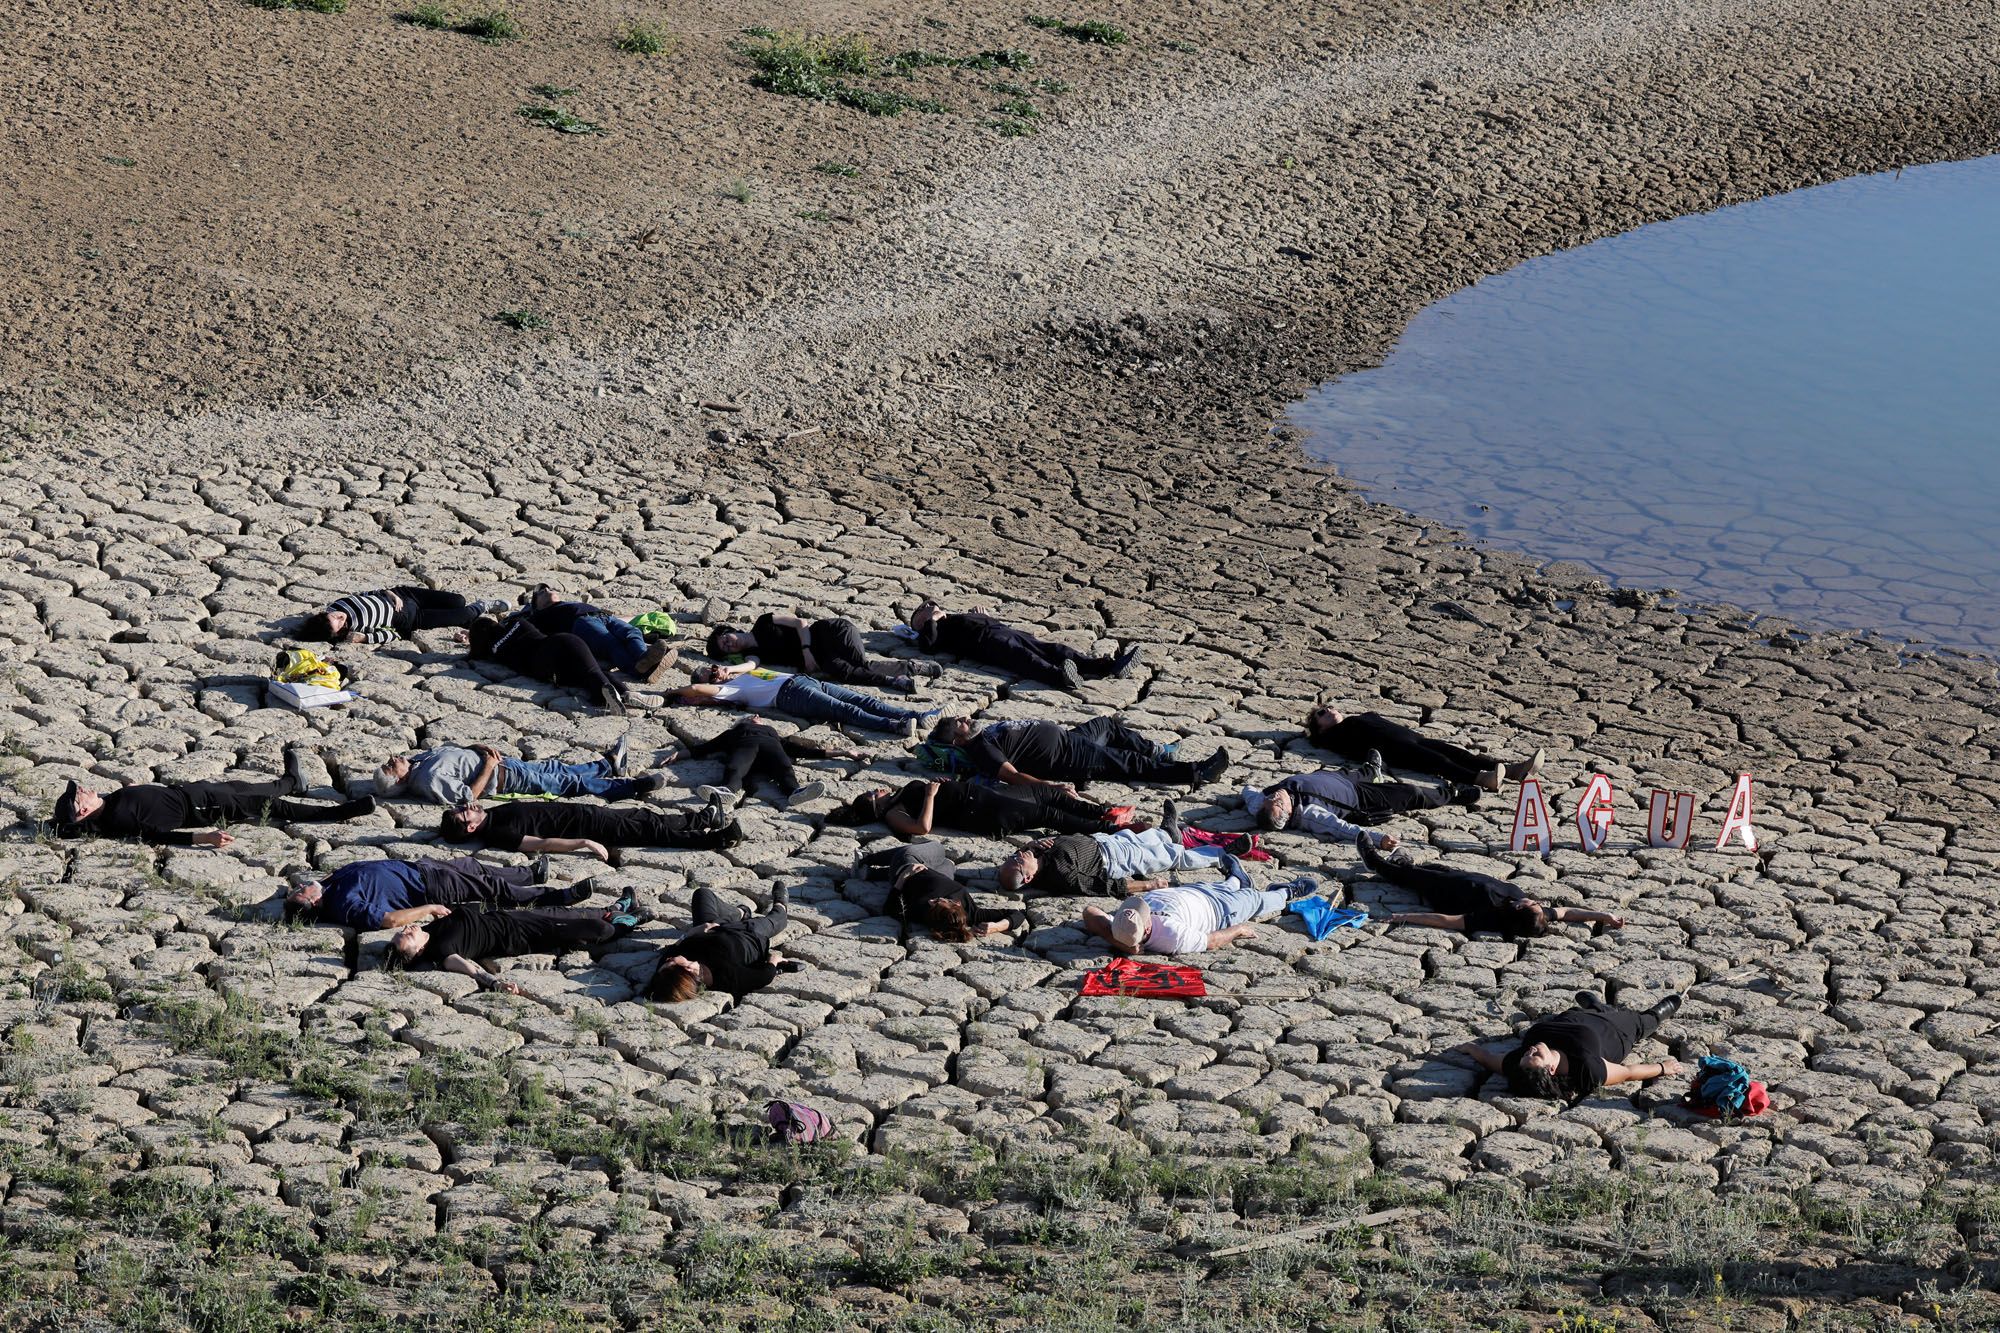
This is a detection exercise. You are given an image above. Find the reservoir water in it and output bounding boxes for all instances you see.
[1291,156,2000,657]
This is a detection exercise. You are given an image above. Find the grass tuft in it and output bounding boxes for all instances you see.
[246,0,349,10]
[742,30,945,116]
[615,18,677,56]
[813,160,861,176]
[517,104,608,135]
[457,8,520,41]
[398,2,451,27]
[1025,14,1130,44]
[492,309,549,330]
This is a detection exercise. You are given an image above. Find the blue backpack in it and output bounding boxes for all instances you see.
[1691,1056,1752,1113]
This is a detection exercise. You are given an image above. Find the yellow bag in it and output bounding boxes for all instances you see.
[272,648,343,690]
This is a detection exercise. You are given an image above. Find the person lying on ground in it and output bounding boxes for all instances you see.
[1078,855,1318,955]
[707,613,938,693]
[676,662,934,737]
[285,854,595,930]
[52,749,373,847]
[829,778,1131,839]
[656,719,864,810]
[909,598,1139,693]
[467,615,628,716]
[999,809,1226,896]
[1246,768,1478,847]
[440,799,739,860]
[1355,834,1624,938]
[389,890,645,994]
[299,587,507,646]
[645,885,796,1003]
[931,715,1226,791]
[375,737,659,805]
[519,585,678,683]
[854,842,1025,942]
[1304,703,1545,792]
[1454,992,1686,1104]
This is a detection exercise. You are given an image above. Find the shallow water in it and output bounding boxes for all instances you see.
[1292,156,2000,657]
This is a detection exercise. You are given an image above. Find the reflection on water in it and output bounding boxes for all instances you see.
[1291,156,2000,656]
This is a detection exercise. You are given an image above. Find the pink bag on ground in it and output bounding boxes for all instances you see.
[766,1099,836,1144]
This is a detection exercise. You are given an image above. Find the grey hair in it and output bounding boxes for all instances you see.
[374,761,409,798]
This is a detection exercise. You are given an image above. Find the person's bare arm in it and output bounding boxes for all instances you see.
[190,830,234,849]
[466,747,504,801]
[676,683,731,707]
[993,762,1076,795]
[1388,912,1468,931]
[516,835,611,861]
[382,903,453,929]
[1554,908,1625,928]
[441,953,521,995]
[884,806,928,839]
[983,920,1011,937]
[1080,905,1136,956]
[1451,1042,1505,1072]
[1206,924,1257,950]
[1603,1058,1684,1087]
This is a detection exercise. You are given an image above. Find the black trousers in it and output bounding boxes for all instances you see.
[1321,714,1499,786]
[390,586,480,634]
[1061,716,1198,785]
[691,887,787,941]
[416,855,555,907]
[492,908,625,953]
[183,780,353,826]
[965,785,1111,836]
[858,841,956,880]
[1344,779,1458,822]
[809,619,909,688]
[932,612,1115,685]
[1366,855,1510,916]
[685,720,803,796]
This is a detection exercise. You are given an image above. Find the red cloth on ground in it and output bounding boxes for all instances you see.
[1080,957,1206,999]
[1690,1080,1770,1118]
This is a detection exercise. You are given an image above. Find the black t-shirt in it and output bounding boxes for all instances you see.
[967,721,1079,780]
[924,610,1008,657]
[1420,872,1532,938]
[1028,834,1108,895]
[1518,1010,1631,1098]
[751,613,807,666]
[478,803,677,849]
[419,909,539,966]
[94,785,200,842]
[651,927,774,998]
[888,779,988,831]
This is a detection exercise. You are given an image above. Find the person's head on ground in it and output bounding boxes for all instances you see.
[926,896,974,943]
[300,608,348,643]
[374,756,411,798]
[283,869,324,922]
[1501,1042,1568,1100]
[706,625,757,658]
[1504,896,1553,939]
[52,780,104,832]
[909,599,943,633]
[653,954,708,1002]
[440,804,487,840]
[1257,788,1294,831]
[1109,892,1152,951]
[522,584,558,613]
[1305,704,1344,744]
[829,787,894,826]
[390,923,429,966]
[465,616,505,657]
[689,663,731,686]
[997,847,1040,893]
[930,715,973,747]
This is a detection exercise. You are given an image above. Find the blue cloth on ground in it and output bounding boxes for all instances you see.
[1287,898,1369,941]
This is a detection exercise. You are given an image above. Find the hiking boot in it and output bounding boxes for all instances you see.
[631,774,666,796]
[1359,749,1386,785]
[599,686,628,717]
[785,781,826,808]
[1059,659,1085,694]
[532,853,551,886]
[1476,762,1505,792]
[634,641,678,685]
[1193,749,1228,787]
[1160,798,1184,843]
[605,735,630,777]
[1111,645,1142,679]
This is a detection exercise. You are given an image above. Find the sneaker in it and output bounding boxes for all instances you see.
[696,784,742,808]
[631,774,666,795]
[1355,831,1390,875]
[605,735,630,777]
[532,853,551,886]
[561,878,598,906]
[634,642,678,685]
[612,884,641,918]
[904,716,922,743]
[1111,645,1142,679]
[473,598,512,615]
[655,742,685,765]
[1360,749,1386,785]
[891,675,921,696]
[1159,740,1181,760]
[1059,659,1085,694]
[1104,805,1137,829]
[1453,784,1482,809]
[786,781,825,808]
[1193,749,1228,786]
[599,686,628,717]
[697,795,730,832]
[1282,875,1320,901]
[909,660,944,678]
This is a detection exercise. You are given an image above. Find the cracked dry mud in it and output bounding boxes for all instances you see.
[1,0,1998,1322]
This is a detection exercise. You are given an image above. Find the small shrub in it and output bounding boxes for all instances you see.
[1025,15,1129,44]
[722,178,754,203]
[615,18,677,56]
[813,160,861,177]
[492,309,548,330]
[400,3,451,27]
[458,8,520,41]
[517,104,608,135]
[994,97,1037,119]
[246,0,349,9]
[528,83,577,99]
[989,118,1035,138]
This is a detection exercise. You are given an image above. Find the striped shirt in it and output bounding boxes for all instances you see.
[329,590,400,644]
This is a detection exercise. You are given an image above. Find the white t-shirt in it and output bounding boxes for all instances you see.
[714,667,789,710]
[1143,887,1221,954]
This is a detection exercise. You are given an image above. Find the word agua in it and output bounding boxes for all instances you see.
[1509,773,1760,854]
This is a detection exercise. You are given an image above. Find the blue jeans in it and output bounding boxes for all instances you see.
[568,615,648,672]
[775,676,923,733]
[501,757,641,800]
[1183,870,1285,929]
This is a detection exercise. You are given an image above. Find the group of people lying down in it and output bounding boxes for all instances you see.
[44,582,1689,1105]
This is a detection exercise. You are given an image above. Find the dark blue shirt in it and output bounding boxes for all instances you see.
[324,860,426,929]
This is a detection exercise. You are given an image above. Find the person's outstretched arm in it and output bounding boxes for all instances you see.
[515,836,612,861]
[441,953,522,995]
[675,684,731,707]
[1603,1058,1684,1087]
[382,903,453,930]
[1388,911,1468,932]
[1451,1042,1505,1072]
[1204,924,1256,950]
[1079,904,1136,956]
[1553,907,1625,928]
